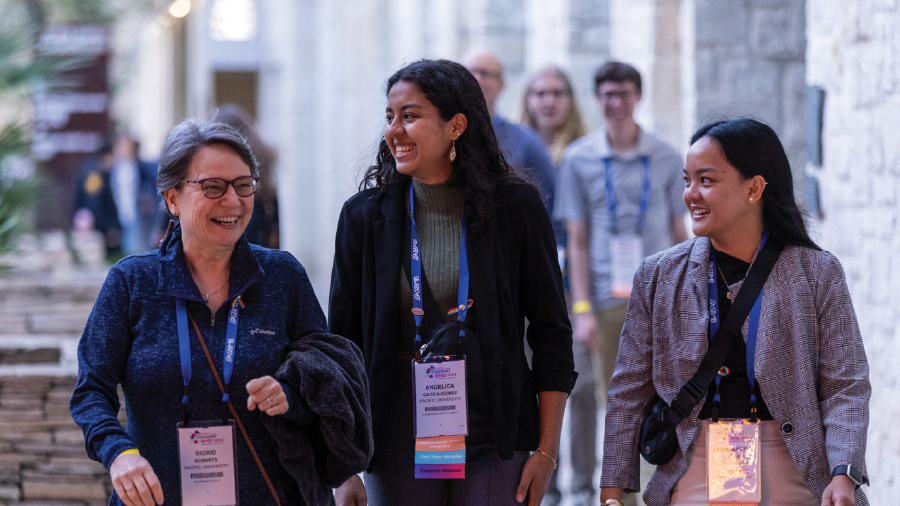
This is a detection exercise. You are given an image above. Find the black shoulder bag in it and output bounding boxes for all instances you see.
[639,237,783,465]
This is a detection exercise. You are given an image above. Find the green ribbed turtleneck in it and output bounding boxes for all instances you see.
[400,180,465,345]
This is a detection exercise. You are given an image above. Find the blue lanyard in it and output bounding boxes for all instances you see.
[603,155,651,234]
[176,296,243,406]
[409,183,469,351]
[707,231,768,410]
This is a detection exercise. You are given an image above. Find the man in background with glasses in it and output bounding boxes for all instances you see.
[465,51,557,216]
[553,60,688,506]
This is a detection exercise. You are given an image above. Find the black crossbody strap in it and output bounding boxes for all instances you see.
[669,237,784,420]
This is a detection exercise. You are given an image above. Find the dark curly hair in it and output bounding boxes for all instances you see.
[360,59,522,225]
[690,118,820,250]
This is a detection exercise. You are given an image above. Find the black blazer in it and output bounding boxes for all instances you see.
[328,179,576,459]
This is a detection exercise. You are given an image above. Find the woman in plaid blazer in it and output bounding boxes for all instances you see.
[598,119,870,506]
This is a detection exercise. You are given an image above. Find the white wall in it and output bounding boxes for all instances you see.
[807,1,900,501]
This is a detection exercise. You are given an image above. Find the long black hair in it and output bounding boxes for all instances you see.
[690,118,820,250]
[360,59,521,225]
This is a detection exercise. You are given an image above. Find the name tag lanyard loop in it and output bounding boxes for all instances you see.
[176,296,243,420]
[409,183,469,360]
[603,155,651,234]
[707,230,768,423]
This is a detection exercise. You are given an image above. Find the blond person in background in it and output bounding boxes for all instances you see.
[521,66,587,167]
[520,65,587,506]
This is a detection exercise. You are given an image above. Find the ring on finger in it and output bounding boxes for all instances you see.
[266,397,273,408]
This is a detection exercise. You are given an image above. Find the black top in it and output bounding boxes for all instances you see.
[328,180,576,460]
[698,249,774,421]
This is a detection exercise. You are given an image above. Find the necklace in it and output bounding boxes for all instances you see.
[198,280,228,302]
[716,264,736,301]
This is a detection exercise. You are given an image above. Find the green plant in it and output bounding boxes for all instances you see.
[0,5,46,273]
[0,123,37,273]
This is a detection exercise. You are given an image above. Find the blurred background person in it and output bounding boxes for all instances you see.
[553,60,688,506]
[73,141,122,259]
[71,119,371,506]
[521,65,588,506]
[464,51,557,217]
[521,66,586,168]
[110,133,161,255]
[214,103,280,249]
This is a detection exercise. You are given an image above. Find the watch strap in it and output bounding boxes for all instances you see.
[832,464,868,488]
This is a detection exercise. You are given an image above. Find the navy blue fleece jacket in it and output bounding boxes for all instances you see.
[71,227,328,505]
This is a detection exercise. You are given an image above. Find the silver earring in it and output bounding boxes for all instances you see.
[449,140,457,162]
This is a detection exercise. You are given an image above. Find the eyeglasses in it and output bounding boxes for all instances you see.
[598,90,636,101]
[529,89,570,100]
[181,176,260,199]
[468,67,502,81]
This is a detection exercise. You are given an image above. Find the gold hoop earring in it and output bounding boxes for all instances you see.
[449,140,457,162]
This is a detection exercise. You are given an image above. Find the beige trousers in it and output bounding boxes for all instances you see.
[668,419,817,506]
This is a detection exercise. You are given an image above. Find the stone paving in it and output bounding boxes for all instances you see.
[0,245,116,506]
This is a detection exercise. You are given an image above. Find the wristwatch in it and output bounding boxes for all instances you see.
[832,464,868,489]
[601,500,624,506]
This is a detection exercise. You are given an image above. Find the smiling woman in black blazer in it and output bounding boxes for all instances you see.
[329,59,576,506]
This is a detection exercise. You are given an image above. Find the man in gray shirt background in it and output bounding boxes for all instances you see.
[553,60,687,506]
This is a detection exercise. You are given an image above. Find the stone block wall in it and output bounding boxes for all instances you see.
[0,376,114,506]
[605,0,807,160]
[609,0,684,146]
[807,1,900,502]
[0,267,115,505]
[691,0,807,176]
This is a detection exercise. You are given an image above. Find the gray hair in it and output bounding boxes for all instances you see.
[156,118,259,196]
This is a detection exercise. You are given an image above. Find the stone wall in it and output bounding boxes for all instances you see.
[0,266,114,505]
[688,0,807,173]
[608,0,684,146]
[0,376,113,506]
[605,0,806,165]
[807,0,900,502]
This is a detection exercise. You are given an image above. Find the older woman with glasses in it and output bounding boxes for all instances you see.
[71,118,372,506]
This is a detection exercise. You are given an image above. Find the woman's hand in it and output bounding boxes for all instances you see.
[110,452,164,506]
[334,474,367,506]
[515,450,557,505]
[821,474,856,506]
[246,376,288,416]
[599,487,625,505]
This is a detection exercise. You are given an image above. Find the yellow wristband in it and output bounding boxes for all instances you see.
[120,448,140,456]
[571,300,592,315]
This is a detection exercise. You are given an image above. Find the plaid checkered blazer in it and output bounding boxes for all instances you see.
[600,237,870,506]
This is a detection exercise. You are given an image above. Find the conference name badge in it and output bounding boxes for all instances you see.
[610,233,643,298]
[177,421,238,506]
[707,420,761,506]
[412,356,468,439]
